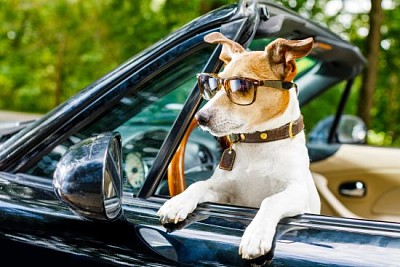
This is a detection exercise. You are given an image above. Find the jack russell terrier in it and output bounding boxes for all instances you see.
[157,32,321,260]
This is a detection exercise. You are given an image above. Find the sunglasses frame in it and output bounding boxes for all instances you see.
[196,73,297,106]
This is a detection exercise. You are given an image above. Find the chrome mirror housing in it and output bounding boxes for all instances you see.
[53,132,123,221]
[308,115,367,144]
[336,115,367,144]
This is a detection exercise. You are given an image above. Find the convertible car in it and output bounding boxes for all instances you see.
[1,0,400,266]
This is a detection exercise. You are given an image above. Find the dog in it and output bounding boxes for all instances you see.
[157,32,321,260]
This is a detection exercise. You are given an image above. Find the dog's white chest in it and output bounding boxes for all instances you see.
[216,141,303,207]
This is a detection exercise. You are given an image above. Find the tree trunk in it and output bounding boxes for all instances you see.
[357,0,383,128]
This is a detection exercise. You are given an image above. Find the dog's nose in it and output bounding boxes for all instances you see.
[195,111,211,126]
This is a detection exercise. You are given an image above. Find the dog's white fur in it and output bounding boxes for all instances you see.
[157,33,320,260]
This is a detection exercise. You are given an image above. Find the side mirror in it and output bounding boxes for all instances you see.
[309,115,367,144]
[53,132,123,221]
[337,115,367,144]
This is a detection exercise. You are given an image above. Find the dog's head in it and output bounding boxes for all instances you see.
[195,32,313,137]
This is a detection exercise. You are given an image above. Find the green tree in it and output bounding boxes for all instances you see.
[2,0,400,146]
[357,0,382,129]
[0,0,233,112]
[278,0,400,146]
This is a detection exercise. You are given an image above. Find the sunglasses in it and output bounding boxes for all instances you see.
[196,73,297,106]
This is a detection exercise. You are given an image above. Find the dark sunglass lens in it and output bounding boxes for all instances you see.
[198,75,218,100]
[227,78,255,105]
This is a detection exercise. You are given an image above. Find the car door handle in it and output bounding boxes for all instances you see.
[339,181,366,197]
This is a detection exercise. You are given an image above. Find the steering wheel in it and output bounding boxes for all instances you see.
[167,118,198,196]
[167,118,230,196]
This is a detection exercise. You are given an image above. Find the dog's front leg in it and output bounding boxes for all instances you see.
[158,179,230,224]
[239,182,310,260]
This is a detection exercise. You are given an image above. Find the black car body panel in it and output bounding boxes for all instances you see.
[1,1,397,266]
[1,172,400,266]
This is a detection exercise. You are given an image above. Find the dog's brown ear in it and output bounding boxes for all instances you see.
[204,32,245,64]
[266,37,314,81]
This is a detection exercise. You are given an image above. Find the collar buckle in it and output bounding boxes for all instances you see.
[227,133,242,144]
[288,120,295,139]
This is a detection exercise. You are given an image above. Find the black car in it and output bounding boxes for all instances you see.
[1,0,400,266]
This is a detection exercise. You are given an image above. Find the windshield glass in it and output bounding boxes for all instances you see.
[27,44,215,196]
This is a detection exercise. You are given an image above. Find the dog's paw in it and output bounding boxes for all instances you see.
[239,221,276,260]
[157,195,198,225]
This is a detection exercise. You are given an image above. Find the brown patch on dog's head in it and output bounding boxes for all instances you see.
[197,33,313,136]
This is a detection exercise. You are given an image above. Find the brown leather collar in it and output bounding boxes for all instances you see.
[227,116,304,144]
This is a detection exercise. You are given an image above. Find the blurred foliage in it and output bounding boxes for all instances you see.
[1,0,400,146]
[0,0,234,112]
[279,0,400,146]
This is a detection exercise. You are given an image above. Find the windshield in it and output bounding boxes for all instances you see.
[27,44,215,197]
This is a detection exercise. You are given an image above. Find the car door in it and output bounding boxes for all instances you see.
[304,81,400,223]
